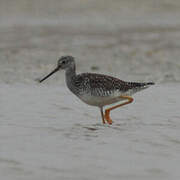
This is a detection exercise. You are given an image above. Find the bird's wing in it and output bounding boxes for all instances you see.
[76,73,130,92]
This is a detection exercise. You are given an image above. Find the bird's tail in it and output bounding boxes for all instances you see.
[131,81,155,89]
[134,82,154,87]
[125,81,155,95]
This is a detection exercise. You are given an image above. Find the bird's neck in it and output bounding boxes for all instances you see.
[65,64,76,89]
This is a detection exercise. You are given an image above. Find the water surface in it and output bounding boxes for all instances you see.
[0,83,180,180]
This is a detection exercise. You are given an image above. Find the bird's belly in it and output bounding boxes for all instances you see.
[78,93,124,107]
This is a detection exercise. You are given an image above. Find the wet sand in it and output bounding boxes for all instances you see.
[1,1,180,84]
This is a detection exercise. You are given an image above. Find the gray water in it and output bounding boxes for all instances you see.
[1,0,180,179]
[1,84,180,180]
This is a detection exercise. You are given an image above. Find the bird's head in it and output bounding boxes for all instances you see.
[39,56,75,83]
[57,56,75,70]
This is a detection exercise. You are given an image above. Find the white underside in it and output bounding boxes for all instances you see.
[78,89,136,107]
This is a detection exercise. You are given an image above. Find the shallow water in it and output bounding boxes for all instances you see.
[0,83,180,180]
[1,0,180,179]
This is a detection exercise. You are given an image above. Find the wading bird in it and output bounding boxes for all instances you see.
[39,56,154,124]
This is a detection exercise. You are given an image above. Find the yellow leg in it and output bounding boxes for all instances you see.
[104,96,134,124]
[104,110,113,124]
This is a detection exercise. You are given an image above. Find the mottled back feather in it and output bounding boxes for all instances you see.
[74,73,153,93]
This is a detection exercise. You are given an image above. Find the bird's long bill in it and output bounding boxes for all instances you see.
[39,67,59,83]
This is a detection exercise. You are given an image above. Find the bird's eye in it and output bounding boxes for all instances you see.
[62,60,66,64]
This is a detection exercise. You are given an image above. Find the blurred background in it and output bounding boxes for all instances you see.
[1,0,180,84]
[1,1,180,180]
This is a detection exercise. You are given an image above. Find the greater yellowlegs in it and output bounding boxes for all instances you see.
[39,56,154,124]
